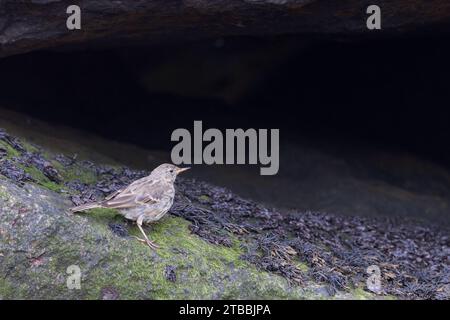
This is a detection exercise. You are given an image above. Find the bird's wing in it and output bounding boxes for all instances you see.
[122,175,153,193]
[102,175,150,202]
[104,189,123,200]
[101,178,165,209]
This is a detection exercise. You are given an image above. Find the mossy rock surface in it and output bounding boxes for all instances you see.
[1,126,415,300]
[0,178,322,299]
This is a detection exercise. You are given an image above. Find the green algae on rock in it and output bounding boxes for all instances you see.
[0,178,318,299]
[3,128,443,300]
[0,128,326,299]
[0,130,372,299]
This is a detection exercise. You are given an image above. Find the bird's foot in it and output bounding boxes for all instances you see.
[131,236,160,250]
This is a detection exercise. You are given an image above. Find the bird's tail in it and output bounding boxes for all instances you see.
[70,202,102,212]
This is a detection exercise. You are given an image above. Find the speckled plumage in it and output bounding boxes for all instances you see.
[71,163,189,249]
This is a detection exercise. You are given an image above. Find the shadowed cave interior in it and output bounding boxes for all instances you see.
[1,35,450,227]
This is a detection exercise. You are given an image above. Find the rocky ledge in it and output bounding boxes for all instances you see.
[0,127,449,299]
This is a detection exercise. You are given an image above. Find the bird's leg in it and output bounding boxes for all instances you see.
[132,227,159,249]
[134,215,160,250]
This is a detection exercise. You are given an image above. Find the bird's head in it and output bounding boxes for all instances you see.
[151,163,190,182]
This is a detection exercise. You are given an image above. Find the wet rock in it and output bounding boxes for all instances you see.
[0,127,448,299]
[0,173,315,299]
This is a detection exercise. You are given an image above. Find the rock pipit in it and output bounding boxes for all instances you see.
[70,163,189,249]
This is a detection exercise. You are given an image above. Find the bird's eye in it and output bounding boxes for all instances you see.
[170,169,174,173]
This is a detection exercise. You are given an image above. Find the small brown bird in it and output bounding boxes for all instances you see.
[70,163,189,249]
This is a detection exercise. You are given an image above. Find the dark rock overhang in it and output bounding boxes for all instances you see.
[1,0,450,58]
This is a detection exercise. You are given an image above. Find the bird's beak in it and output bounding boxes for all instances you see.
[177,167,190,174]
